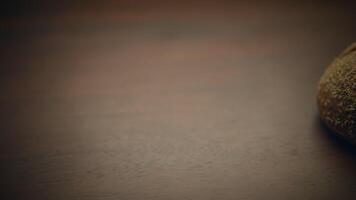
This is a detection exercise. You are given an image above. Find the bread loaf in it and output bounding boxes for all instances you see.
[317,42,356,144]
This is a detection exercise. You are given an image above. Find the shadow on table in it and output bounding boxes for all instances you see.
[315,116,356,156]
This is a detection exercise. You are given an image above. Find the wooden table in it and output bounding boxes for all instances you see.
[1,1,356,199]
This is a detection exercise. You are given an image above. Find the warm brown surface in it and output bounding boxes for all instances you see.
[1,1,356,199]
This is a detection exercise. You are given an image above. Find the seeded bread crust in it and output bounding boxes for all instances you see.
[317,42,356,145]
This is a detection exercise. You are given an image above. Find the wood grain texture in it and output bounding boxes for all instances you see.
[1,1,356,199]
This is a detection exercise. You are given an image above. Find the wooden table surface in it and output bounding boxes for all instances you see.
[1,1,356,199]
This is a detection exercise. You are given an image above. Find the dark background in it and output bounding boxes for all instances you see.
[1,0,356,199]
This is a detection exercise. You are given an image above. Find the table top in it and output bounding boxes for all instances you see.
[1,1,356,199]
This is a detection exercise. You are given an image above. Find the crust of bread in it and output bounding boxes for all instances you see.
[317,42,356,144]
